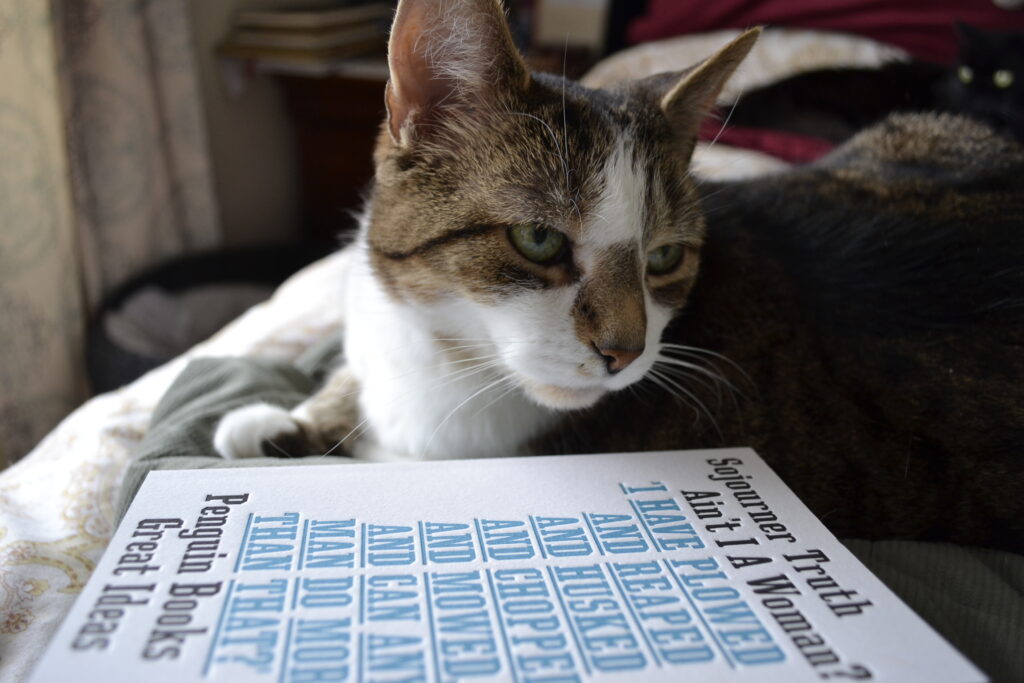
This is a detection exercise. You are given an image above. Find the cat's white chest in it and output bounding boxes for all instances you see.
[342,245,554,461]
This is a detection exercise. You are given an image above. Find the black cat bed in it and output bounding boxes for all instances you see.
[86,244,331,394]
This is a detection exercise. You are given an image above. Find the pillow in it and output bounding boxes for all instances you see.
[628,0,1024,63]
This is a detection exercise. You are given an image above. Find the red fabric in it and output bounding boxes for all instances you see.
[698,117,836,163]
[628,0,1024,64]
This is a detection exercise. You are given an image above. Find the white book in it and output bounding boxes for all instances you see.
[29,449,985,682]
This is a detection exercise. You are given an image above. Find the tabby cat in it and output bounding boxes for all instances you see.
[215,0,1024,552]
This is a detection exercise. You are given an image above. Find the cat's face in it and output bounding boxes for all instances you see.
[365,0,756,409]
[942,23,1024,135]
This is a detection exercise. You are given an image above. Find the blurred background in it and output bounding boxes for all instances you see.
[1,0,1021,463]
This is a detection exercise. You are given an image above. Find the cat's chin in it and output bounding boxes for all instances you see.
[521,381,606,410]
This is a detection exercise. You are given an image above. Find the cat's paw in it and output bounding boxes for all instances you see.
[214,403,312,459]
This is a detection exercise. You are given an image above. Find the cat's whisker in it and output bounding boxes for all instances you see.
[636,380,657,400]
[435,346,519,359]
[658,374,723,441]
[443,361,506,385]
[431,337,538,344]
[569,197,582,221]
[559,40,581,222]
[440,359,509,389]
[653,360,725,408]
[429,340,496,348]
[431,341,497,351]
[655,354,745,401]
[649,367,724,441]
[659,343,755,389]
[643,372,700,427]
[265,438,293,458]
[317,359,506,459]
[422,374,514,457]
[427,343,531,361]
[429,359,506,391]
[355,354,499,390]
[470,375,522,419]
[430,353,502,369]
[430,336,515,341]
[319,355,506,411]
[658,347,730,377]
[432,347,501,358]
[404,360,508,407]
[663,355,747,397]
[626,382,654,408]
[654,358,745,420]
[321,412,376,457]
[428,367,503,393]
[657,366,728,418]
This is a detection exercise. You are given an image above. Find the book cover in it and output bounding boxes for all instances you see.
[29,449,985,682]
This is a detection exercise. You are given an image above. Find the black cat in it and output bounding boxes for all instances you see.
[727,23,1023,143]
[937,23,1024,141]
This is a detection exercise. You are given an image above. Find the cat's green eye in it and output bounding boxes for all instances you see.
[647,243,686,276]
[958,65,974,84]
[508,224,567,264]
[994,69,1014,89]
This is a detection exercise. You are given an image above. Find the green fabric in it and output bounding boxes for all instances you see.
[121,346,1022,682]
[117,338,349,518]
[845,539,1024,683]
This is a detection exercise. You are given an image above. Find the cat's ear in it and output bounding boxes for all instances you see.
[650,28,760,158]
[385,0,530,145]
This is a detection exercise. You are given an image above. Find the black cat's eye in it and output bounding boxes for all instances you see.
[958,65,974,84]
[994,69,1014,89]
[508,224,567,265]
[647,243,686,276]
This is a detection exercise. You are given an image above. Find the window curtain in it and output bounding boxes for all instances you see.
[0,0,220,463]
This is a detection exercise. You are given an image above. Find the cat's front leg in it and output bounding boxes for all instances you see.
[214,365,362,459]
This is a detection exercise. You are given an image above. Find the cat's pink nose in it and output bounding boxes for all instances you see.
[597,346,643,374]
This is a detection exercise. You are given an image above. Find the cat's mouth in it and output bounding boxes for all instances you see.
[519,379,606,410]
